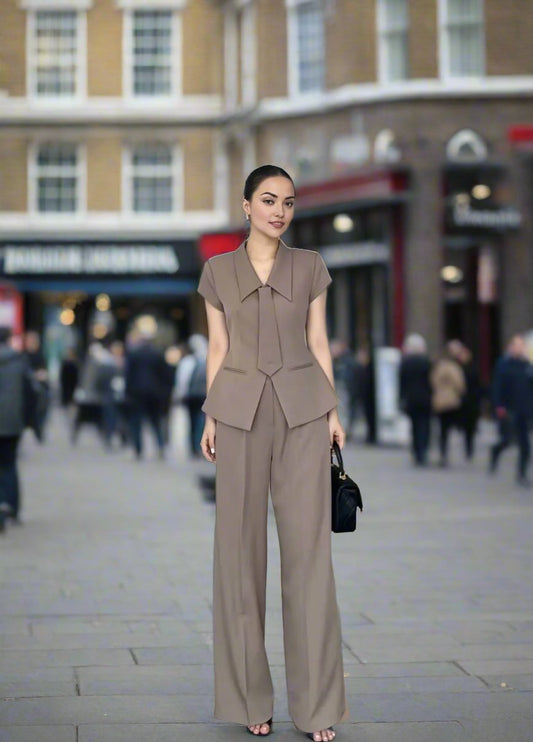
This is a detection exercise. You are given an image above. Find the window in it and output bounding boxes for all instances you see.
[446,129,488,161]
[30,10,80,96]
[132,10,173,95]
[35,143,79,213]
[378,0,409,82]
[441,0,484,78]
[288,0,325,95]
[129,143,176,213]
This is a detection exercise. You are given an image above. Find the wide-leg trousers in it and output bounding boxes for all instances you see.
[213,377,347,733]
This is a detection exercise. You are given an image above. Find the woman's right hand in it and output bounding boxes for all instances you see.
[201,416,217,463]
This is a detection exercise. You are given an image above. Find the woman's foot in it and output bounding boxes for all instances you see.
[307,729,335,741]
[247,719,272,736]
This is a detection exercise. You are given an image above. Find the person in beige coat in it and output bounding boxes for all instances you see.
[431,344,466,466]
[197,165,347,742]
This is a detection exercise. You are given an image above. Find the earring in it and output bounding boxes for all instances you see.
[245,214,250,222]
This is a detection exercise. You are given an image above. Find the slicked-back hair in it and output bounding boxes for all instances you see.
[243,164,295,201]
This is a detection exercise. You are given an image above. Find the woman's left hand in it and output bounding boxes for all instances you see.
[328,410,345,449]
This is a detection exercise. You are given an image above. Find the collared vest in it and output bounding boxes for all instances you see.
[197,240,338,431]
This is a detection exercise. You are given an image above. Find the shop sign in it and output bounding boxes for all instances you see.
[451,204,522,230]
[0,244,182,276]
[321,242,390,268]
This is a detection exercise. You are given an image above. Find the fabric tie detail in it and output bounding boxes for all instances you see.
[257,285,282,376]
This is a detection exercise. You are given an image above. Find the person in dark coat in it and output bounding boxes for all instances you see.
[60,349,79,407]
[399,333,432,466]
[23,330,49,442]
[451,341,481,460]
[0,326,32,530]
[489,334,533,487]
[125,323,168,459]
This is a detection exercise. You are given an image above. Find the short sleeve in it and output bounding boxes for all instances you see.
[309,252,332,301]
[197,260,223,311]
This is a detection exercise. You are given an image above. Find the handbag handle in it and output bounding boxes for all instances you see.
[330,440,344,471]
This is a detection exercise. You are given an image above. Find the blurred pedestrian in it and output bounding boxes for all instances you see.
[450,340,481,460]
[353,346,376,444]
[0,326,35,530]
[176,335,208,457]
[72,341,110,443]
[431,343,466,467]
[399,333,432,466]
[330,339,357,438]
[59,348,79,407]
[125,322,167,459]
[23,330,49,442]
[489,334,533,487]
[159,346,177,446]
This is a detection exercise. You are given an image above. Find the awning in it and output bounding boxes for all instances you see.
[8,277,197,296]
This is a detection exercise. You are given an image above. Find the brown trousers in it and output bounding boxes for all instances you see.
[213,377,347,733]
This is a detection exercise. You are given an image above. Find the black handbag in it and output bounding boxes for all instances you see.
[331,441,363,533]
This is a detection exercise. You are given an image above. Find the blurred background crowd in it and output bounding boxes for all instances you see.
[2,0,533,530]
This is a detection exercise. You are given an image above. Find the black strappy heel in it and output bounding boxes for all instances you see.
[247,718,273,737]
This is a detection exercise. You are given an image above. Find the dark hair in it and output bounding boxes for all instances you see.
[243,164,295,201]
[0,326,12,344]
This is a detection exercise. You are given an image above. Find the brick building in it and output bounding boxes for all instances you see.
[1,0,533,380]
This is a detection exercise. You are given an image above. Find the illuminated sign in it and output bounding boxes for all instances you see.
[0,245,181,275]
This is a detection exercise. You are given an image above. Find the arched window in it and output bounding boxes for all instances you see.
[446,129,487,161]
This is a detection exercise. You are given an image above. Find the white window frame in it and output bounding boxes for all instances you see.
[286,0,325,97]
[122,142,183,215]
[123,8,181,99]
[26,7,87,100]
[438,0,485,80]
[240,1,257,107]
[377,0,409,84]
[28,140,86,216]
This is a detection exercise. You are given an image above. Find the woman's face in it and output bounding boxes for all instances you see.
[243,176,295,239]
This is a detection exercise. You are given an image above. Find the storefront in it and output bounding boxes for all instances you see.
[288,168,409,352]
[442,162,522,383]
[0,240,200,375]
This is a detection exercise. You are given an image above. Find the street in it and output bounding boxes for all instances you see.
[1,411,533,742]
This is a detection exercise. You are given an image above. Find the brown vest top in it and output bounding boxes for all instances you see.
[197,240,337,430]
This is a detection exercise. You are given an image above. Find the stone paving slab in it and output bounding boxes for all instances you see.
[77,721,471,742]
[0,695,213,725]
[454,659,533,676]
[460,718,533,742]
[0,668,75,683]
[0,726,76,742]
[0,649,135,670]
[352,642,533,664]
[131,646,214,665]
[78,665,214,696]
[0,680,76,698]
[479,674,533,691]
[341,662,468,678]
[0,631,206,651]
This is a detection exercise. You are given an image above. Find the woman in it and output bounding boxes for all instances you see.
[198,165,347,742]
[399,333,432,466]
[431,343,466,467]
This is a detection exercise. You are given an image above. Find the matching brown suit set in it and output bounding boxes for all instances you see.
[197,240,347,733]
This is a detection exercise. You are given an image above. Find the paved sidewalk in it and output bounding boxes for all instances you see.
[1,410,533,742]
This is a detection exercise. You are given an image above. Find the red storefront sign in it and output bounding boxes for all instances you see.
[198,231,247,262]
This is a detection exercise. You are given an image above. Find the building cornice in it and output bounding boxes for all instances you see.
[251,76,533,122]
[0,211,228,240]
[114,0,187,8]
[20,0,93,8]
[0,96,223,126]
[3,78,533,127]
